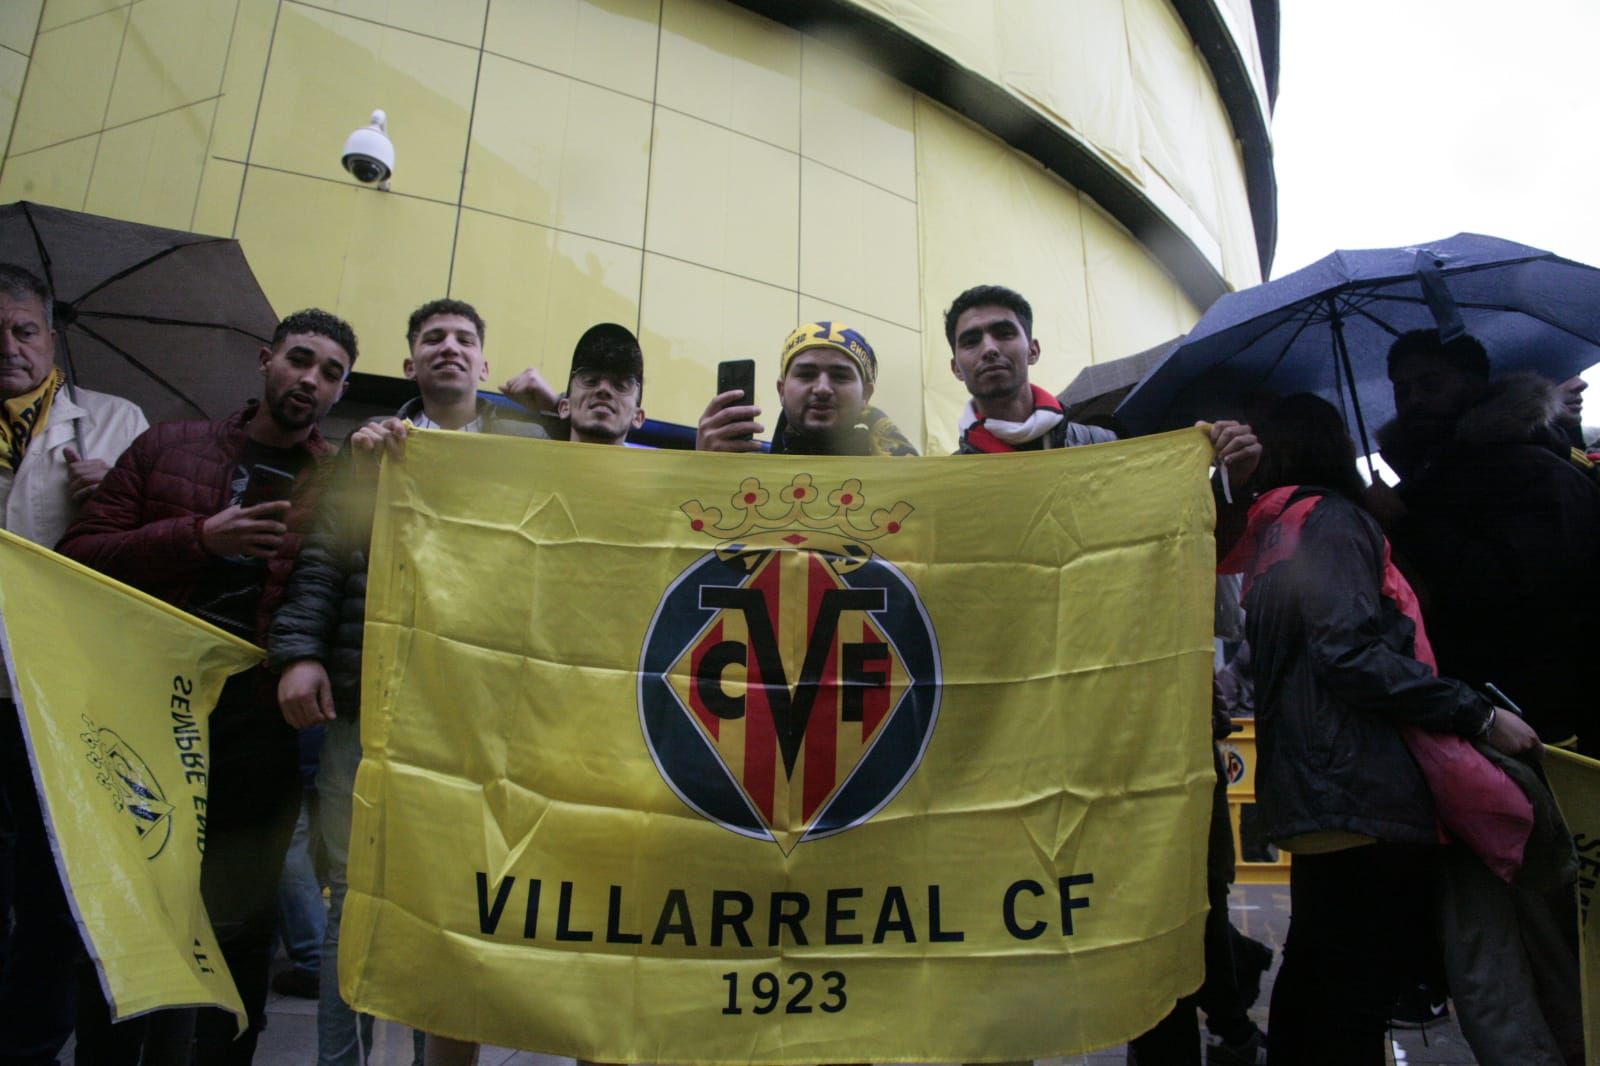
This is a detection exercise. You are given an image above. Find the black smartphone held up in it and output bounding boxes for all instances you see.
[240,464,296,508]
[716,358,757,441]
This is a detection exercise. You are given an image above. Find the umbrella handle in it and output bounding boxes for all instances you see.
[1416,254,1466,342]
[54,330,86,455]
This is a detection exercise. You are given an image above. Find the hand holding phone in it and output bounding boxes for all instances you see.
[699,359,763,452]
[240,464,296,508]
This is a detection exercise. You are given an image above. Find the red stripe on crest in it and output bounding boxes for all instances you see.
[741,563,783,823]
[803,554,839,821]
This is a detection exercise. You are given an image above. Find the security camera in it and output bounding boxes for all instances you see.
[342,110,394,189]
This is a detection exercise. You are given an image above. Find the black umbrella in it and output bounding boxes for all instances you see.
[0,201,279,426]
[1115,233,1600,457]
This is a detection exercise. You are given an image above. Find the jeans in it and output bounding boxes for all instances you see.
[317,715,369,1065]
[0,701,78,1066]
[277,789,326,977]
[317,717,423,1066]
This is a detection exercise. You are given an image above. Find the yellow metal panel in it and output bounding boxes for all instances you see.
[484,0,659,102]
[798,294,924,449]
[1080,197,1199,368]
[1126,0,1216,231]
[637,252,797,429]
[1204,94,1262,288]
[450,207,643,388]
[309,0,487,48]
[464,55,651,248]
[208,0,275,163]
[996,0,1140,177]
[1214,0,1270,116]
[38,0,123,33]
[250,5,476,204]
[838,0,1264,291]
[912,97,1093,455]
[0,0,43,55]
[0,49,25,155]
[798,159,917,330]
[234,167,454,377]
[799,37,915,200]
[190,157,244,236]
[85,98,214,231]
[645,107,799,291]
[8,6,126,155]
[847,0,999,75]
[103,0,232,128]
[657,0,801,152]
[0,132,97,206]
[1124,0,1259,289]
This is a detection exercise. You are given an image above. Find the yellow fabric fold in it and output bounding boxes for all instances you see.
[344,429,1217,1062]
[0,529,260,1024]
[1546,747,1600,1066]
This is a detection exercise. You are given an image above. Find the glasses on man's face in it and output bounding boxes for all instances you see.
[574,371,638,395]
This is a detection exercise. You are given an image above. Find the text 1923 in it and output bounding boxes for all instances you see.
[720,970,845,1015]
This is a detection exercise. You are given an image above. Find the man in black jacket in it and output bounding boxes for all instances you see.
[1383,329,1600,756]
[268,298,545,1066]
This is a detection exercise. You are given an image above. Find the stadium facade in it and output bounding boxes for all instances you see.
[0,0,1277,451]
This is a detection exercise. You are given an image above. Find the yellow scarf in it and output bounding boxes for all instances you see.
[0,368,65,471]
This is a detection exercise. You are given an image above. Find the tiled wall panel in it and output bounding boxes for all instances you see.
[0,0,1226,448]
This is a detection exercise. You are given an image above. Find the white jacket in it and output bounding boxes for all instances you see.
[2,384,148,548]
[0,385,147,699]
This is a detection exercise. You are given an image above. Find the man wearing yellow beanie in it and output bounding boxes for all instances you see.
[695,321,917,456]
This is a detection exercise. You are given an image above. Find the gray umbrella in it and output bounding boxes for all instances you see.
[0,201,278,426]
[1058,338,1181,423]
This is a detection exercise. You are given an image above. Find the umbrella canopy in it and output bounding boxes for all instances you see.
[1057,337,1180,422]
[0,201,278,424]
[1115,234,1600,445]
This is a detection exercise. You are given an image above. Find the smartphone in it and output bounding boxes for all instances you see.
[716,359,757,441]
[240,464,296,508]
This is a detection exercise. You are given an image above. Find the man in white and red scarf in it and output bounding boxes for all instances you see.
[946,284,1260,478]
[945,283,1267,1064]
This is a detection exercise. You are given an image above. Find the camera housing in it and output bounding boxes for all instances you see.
[342,110,394,189]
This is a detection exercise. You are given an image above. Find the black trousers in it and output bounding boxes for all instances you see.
[72,785,299,1065]
[0,701,80,1066]
[1268,843,1433,1066]
[1128,765,1255,1064]
[73,669,300,1065]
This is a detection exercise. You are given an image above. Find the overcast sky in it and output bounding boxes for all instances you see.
[1271,0,1600,395]
[1271,0,1600,277]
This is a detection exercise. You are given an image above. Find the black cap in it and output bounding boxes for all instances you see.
[570,323,643,394]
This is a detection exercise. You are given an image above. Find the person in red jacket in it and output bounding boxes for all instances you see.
[58,308,357,1065]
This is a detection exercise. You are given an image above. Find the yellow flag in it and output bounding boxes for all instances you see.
[1546,747,1600,1066]
[343,429,1218,1062]
[0,530,260,1023]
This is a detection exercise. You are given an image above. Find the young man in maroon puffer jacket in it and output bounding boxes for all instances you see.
[58,308,357,1065]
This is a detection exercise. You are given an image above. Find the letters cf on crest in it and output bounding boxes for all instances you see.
[639,475,941,852]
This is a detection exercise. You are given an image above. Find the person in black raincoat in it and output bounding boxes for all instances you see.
[1219,393,1541,1065]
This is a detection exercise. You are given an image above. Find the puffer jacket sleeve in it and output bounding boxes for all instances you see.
[56,428,212,584]
[1259,498,1493,737]
[267,455,362,670]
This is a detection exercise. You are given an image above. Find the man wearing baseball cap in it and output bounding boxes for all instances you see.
[559,323,647,447]
[696,321,917,456]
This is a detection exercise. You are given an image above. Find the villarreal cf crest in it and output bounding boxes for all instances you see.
[639,474,941,853]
